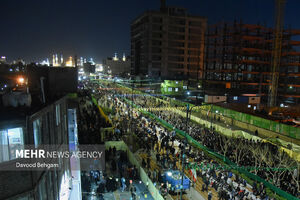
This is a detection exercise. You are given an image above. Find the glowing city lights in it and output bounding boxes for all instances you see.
[18,77,25,84]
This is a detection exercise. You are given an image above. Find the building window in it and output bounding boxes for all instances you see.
[233,96,238,100]
[183,86,187,90]
[175,88,178,92]
[33,119,42,147]
[56,104,61,126]
[0,127,24,162]
[168,87,172,92]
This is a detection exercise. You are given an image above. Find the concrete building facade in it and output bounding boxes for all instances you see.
[0,96,72,200]
[131,0,207,81]
[0,65,79,200]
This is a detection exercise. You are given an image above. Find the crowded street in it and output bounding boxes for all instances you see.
[77,79,299,200]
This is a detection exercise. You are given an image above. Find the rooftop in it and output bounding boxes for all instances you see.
[0,64,78,126]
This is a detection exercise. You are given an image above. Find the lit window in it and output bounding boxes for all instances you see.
[56,104,61,126]
[33,119,42,147]
[175,88,178,92]
[168,87,172,92]
[0,127,24,162]
[233,96,238,100]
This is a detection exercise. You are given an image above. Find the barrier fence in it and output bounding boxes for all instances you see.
[143,89,300,140]
[96,80,299,199]
[100,81,300,160]
[121,97,299,200]
[91,95,113,126]
[200,104,300,140]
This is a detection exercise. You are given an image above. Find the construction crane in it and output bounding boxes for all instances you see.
[268,0,286,108]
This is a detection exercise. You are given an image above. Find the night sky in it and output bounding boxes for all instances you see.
[0,0,299,63]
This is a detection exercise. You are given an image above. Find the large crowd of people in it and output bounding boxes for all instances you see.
[78,85,142,199]
[128,88,299,198]
[77,90,111,144]
[81,148,139,200]
[78,80,299,199]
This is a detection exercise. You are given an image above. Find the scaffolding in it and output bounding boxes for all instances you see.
[204,21,300,105]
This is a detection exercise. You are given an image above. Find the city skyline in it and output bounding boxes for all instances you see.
[1,0,300,63]
[0,1,299,199]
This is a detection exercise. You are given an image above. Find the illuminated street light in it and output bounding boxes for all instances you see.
[18,77,25,84]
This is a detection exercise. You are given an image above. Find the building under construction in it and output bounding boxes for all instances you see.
[204,21,300,106]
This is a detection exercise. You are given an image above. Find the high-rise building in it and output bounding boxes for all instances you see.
[131,0,207,81]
